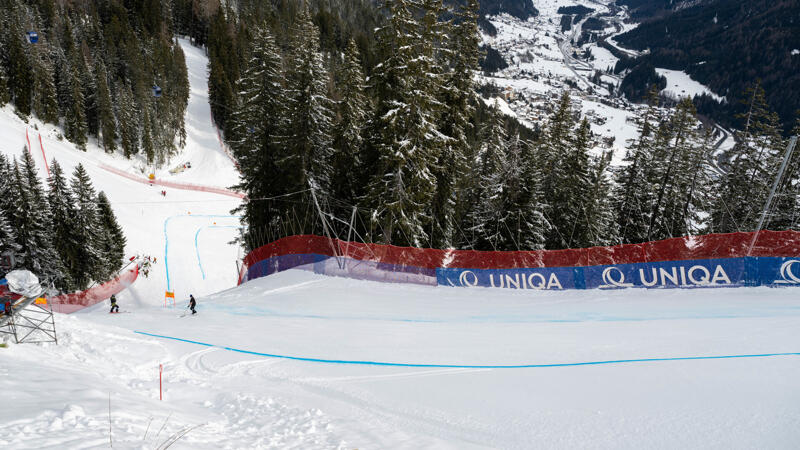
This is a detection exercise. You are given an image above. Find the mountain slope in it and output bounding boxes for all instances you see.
[616,0,800,131]
[0,38,242,302]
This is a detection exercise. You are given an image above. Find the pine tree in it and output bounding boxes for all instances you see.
[541,92,577,248]
[366,0,446,246]
[31,48,59,124]
[70,164,102,289]
[1,11,34,116]
[228,23,287,247]
[10,151,65,286]
[95,191,126,280]
[681,126,715,235]
[284,7,335,204]
[116,81,139,158]
[331,39,369,206]
[710,82,787,233]
[0,154,21,266]
[464,101,508,250]
[141,105,156,163]
[433,0,480,249]
[0,61,10,106]
[647,98,698,241]
[614,88,659,244]
[95,59,117,153]
[64,48,89,149]
[556,117,593,249]
[47,159,78,292]
[584,150,618,246]
[495,132,547,250]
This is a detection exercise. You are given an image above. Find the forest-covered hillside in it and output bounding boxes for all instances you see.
[173,0,800,254]
[615,0,800,133]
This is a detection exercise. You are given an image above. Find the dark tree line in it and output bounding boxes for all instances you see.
[615,0,800,133]
[0,151,126,292]
[0,0,189,165]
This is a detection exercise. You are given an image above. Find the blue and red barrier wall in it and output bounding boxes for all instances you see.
[237,231,800,290]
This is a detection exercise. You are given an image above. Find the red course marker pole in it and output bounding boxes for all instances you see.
[159,364,163,401]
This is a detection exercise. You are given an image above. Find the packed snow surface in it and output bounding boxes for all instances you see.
[3,271,800,448]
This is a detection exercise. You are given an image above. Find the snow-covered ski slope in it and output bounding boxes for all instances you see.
[3,270,800,448]
[2,38,800,449]
[0,39,242,301]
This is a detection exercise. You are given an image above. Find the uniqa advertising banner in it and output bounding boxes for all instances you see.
[437,266,579,290]
[583,258,743,289]
[437,257,800,290]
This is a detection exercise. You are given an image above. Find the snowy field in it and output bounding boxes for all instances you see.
[2,33,799,450]
[656,68,725,102]
[3,270,800,448]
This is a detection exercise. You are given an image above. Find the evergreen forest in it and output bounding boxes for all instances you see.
[0,150,127,293]
[179,0,800,252]
[0,0,798,262]
[0,0,190,164]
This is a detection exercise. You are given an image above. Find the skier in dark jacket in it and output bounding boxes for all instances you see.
[109,295,119,313]
[3,298,12,317]
[188,295,197,315]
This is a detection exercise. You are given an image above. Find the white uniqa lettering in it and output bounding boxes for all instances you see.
[679,266,687,285]
[521,272,528,289]
[528,273,546,289]
[490,274,504,288]
[506,274,521,289]
[711,265,731,284]
[660,267,679,285]
[687,265,710,285]
[640,268,658,287]
[547,273,563,290]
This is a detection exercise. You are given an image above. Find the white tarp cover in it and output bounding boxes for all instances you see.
[4,270,43,298]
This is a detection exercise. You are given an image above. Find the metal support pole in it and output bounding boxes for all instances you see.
[747,135,798,255]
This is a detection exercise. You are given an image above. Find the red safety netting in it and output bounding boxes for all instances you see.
[240,230,800,283]
[99,164,245,199]
[48,265,139,314]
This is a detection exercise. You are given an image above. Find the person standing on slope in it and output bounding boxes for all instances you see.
[109,294,119,313]
[188,294,197,315]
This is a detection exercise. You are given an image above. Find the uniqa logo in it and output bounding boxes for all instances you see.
[774,260,800,284]
[488,272,563,290]
[598,267,633,288]
[458,270,479,287]
[637,264,731,287]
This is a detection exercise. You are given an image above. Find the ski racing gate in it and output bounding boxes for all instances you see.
[237,230,800,291]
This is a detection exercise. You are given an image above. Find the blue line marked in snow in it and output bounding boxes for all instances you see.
[133,331,800,369]
[164,215,239,292]
[195,225,241,279]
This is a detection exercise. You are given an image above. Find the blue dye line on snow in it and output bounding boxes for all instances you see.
[195,225,241,279]
[133,331,800,369]
[164,214,239,292]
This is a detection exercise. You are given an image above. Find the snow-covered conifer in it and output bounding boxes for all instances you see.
[95,59,117,153]
[95,191,126,279]
[366,0,446,246]
[47,159,78,291]
[11,151,65,286]
[332,39,369,205]
[284,7,335,202]
[70,164,102,289]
